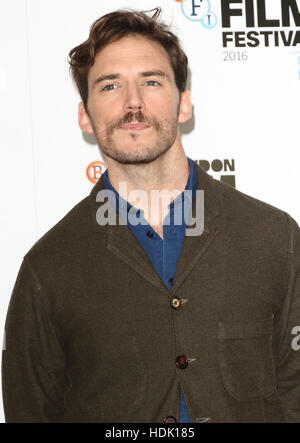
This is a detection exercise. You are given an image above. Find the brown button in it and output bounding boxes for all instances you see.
[164,416,177,423]
[170,297,181,310]
[175,355,188,369]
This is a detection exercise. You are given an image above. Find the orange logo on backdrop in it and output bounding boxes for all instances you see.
[86,161,107,184]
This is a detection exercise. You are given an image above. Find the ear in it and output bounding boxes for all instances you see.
[178,90,192,124]
[78,102,94,134]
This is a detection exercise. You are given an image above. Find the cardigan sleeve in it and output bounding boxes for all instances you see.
[276,214,300,422]
[1,258,67,423]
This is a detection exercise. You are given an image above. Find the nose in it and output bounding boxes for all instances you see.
[123,84,145,114]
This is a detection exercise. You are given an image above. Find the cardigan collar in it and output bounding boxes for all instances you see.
[87,159,222,296]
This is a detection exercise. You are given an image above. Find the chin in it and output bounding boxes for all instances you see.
[107,147,165,165]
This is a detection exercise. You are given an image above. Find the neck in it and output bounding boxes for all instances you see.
[105,143,190,232]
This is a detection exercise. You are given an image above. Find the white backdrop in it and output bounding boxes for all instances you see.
[0,0,299,422]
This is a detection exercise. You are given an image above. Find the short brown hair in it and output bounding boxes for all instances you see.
[68,8,188,109]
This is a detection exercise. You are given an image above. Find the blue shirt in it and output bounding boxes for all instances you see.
[102,157,197,423]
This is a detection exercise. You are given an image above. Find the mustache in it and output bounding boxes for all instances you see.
[109,111,161,132]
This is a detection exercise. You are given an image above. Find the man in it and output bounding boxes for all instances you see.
[2,8,300,423]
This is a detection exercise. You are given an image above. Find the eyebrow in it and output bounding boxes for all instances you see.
[92,70,170,90]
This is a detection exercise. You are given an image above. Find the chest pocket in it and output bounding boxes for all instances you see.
[218,316,276,401]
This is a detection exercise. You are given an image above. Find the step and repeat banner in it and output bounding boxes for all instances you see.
[0,0,299,421]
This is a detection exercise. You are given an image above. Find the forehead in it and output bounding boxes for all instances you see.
[88,34,174,82]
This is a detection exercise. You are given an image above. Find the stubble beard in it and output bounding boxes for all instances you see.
[88,109,179,165]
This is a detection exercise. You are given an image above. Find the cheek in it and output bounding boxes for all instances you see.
[89,105,118,129]
[158,91,180,115]
[150,96,179,119]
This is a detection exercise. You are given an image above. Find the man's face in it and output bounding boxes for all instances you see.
[79,34,191,165]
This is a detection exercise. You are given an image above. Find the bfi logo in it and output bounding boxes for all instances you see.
[178,0,218,28]
[86,161,107,184]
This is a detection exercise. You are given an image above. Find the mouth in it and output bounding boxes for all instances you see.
[121,123,150,131]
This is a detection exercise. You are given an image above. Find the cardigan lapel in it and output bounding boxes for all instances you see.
[170,160,222,294]
[107,222,169,295]
[89,174,169,295]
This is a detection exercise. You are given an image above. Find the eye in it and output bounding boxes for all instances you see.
[102,84,118,91]
[145,80,160,86]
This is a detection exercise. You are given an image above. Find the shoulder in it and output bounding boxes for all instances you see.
[212,176,299,252]
[215,177,286,219]
[24,195,98,270]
